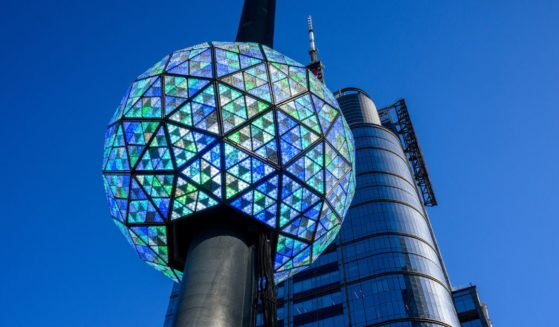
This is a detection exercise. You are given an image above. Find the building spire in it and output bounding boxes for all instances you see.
[308,16,319,63]
[306,15,325,83]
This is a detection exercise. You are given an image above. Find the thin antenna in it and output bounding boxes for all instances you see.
[306,15,325,83]
[308,16,318,62]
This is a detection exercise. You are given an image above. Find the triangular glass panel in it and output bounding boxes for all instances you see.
[103,174,130,199]
[271,63,289,76]
[243,64,271,102]
[312,225,340,261]
[231,191,253,214]
[247,84,272,103]
[103,126,117,164]
[222,99,247,133]
[216,49,241,77]
[166,49,191,74]
[240,54,262,69]
[138,55,169,79]
[288,66,307,90]
[269,63,288,83]
[245,95,270,118]
[287,142,325,194]
[122,121,159,167]
[164,96,188,117]
[164,76,210,99]
[181,144,222,198]
[213,42,240,53]
[282,216,316,241]
[168,85,219,135]
[277,111,320,165]
[326,116,352,162]
[226,111,277,164]
[130,225,167,247]
[124,77,162,118]
[104,175,130,221]
[221,72,245,90]
[274,253,291,271]
[121,77,158,115]
[326,173,349,218]
[171,177,219,220]
[136,175,173,197]
[164,76,188,98]
[275,235,308,258]
[128,178,164,223]
[218,83,243,107]
[167,47,209,76]
[292,246,311,268]
[167,123,216,167]
[104,126,130,171]
[280,175,320,227]
[324,143,346,189]
[272,79,291,103]
[288,78,306,98]
[279,94,321,134]
[342,117,355,164]
[309,72,325,101]
[244,64,269,85]
[309,73,339,108]
[123,121,159,145]
[188,48,213,78]
[238,43,264,59]
[323,88,338,108]
[263,46,288,65]
[124,97,162,118]
[224,143,274,198]
[136,126,173,171]
[311,94,339,134]
[129,227,168,264]
[250,111,275,152]
[192,105,219,135]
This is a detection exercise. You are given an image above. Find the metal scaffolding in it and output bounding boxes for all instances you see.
[378,99,438,207]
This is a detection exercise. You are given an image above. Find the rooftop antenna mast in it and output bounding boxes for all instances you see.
[308,16,319,62]
[306,16,325,82]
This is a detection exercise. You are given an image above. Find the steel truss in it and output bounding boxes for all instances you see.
[378,99,438,207]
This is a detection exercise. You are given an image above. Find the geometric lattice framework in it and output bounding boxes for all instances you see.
[102,42,356,283]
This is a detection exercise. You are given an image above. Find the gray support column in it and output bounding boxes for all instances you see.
[172,225,256,327]
[236,0,276,47]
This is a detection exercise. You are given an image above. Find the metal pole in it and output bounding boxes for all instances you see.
[235,0,276,47]
[172,224,256,327]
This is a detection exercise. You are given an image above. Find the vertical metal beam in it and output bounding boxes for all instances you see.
[236,0,276,47]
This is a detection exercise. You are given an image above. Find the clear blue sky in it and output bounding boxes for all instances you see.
[1,0,557,325]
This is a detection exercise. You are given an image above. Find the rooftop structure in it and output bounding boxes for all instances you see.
[453,285,492,327]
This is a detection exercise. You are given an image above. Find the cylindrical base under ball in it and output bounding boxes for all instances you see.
[172,224,256,327]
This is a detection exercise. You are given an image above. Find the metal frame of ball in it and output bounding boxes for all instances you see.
[102,42,356,283]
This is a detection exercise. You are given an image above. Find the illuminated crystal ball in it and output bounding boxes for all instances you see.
[102,42,355,282]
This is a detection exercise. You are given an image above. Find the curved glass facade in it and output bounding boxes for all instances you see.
[255,90,460,327]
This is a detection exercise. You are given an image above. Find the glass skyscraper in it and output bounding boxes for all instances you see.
[255,88,461,327]
[164,86,488,327]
